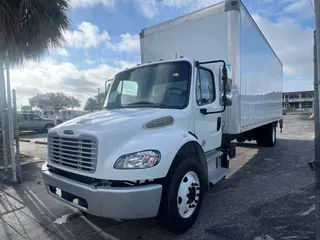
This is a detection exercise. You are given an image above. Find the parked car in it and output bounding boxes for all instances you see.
[283,108,287,115]
[18,113,55,133]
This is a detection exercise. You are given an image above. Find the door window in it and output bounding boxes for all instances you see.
[196,68,215,105]
[23,114,30,121]
[30,114,37,120]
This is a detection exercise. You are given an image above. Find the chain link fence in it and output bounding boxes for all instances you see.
[0,90,21,181]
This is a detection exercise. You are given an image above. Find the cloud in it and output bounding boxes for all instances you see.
[85,59,95,65]
[283,79,313,92]
[56,48,70,57]
[62,22,139,53]
[110,33,140,52]
[252,14,313,78]
[162,0,222,10]
[135,0,158,19]
[10,59,121,107]
[70,0,115,8]
[64,22,110,49]
[114,60,138,69]
[280,0,314,19]
[48,47,69,57]
[135,0,223,19]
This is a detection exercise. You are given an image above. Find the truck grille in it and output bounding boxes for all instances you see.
[48,136,97,173]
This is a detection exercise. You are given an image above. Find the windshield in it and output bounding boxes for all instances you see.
[104,61,191,109]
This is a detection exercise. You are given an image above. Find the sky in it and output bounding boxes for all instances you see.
[11,0,315,108]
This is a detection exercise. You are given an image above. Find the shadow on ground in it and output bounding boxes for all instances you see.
[0,115,315,240]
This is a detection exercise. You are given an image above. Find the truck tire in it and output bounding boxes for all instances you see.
[265,123,276,147]
[157,156,205,233]
[256,124,276,147]
[44,124,54,133]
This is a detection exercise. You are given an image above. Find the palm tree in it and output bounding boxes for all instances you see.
[0,0,70,181]
[0,0,69,64]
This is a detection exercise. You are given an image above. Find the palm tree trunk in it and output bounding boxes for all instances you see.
[0,59,8,170]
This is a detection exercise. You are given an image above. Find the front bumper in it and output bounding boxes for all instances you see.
[42,165,163,219]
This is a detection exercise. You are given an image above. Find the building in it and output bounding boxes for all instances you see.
[283,90,314,112]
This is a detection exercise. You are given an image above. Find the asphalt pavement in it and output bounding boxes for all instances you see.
[0,115,315,240]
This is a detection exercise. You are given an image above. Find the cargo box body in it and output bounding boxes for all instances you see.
[140,0,283,134]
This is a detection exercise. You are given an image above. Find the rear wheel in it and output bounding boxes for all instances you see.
[157,157,205,233]
[256,123,276,147]
[266,124,276,147]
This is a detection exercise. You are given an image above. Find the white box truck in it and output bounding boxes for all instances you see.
[42,0,283,233]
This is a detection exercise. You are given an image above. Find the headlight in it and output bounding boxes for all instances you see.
[114,150,161,169]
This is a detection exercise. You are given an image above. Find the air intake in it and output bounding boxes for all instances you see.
[144,116,174,129]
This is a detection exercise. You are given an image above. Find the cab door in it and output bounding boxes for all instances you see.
[194,67,222,152]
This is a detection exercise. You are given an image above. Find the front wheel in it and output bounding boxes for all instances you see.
[157,157,205,233]
[44,124,54,133]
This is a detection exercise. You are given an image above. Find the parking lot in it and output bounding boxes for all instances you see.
[0,114,315,240]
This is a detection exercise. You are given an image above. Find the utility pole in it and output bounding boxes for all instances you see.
[314,0,320,239]
[5,51,16,183]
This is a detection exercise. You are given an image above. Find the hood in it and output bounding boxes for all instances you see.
[52,108,186,136]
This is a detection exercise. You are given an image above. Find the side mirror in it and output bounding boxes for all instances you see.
[219,64,233,106]
[219,64,232,92]
[105,79,113,97]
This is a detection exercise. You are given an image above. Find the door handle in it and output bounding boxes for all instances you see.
[217,117,222,131]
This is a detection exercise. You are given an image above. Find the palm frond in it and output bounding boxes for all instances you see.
[0,0,70,65]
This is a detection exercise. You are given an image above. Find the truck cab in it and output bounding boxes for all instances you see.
[42,58,233,233]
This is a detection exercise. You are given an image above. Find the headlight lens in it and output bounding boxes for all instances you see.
[114,150,161,169]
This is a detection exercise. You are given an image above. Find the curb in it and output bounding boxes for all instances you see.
[34,141,48,145]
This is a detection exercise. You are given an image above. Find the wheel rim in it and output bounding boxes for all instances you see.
[177,171,200,218]
[272,126,276,143]
[47,125,53,131]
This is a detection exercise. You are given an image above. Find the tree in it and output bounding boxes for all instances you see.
[0,0,69,64]
[0,0,69,182]
[84,93,106,112]
[29,92,80,113]
[96,92,106,108]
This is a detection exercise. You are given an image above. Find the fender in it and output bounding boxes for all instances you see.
[167,140,208,190]
[98,126,205,181]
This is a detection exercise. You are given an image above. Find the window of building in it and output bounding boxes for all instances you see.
[301,101,313,109]
[289,93,299,99]
[291,103,300,109]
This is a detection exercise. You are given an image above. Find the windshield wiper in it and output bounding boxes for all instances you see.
[126,101,161,107]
